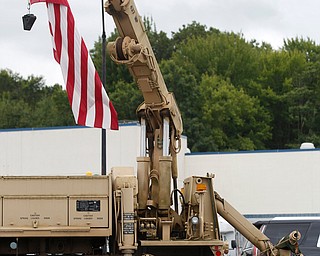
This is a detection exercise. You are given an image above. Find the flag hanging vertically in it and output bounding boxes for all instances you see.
[30,0,118,130]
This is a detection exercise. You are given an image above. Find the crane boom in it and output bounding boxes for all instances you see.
[105,0,182,136]
[105,0,182,215]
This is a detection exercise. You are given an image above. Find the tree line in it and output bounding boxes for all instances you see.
[1,20,320,152]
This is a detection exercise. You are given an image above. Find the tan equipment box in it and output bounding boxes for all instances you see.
[0,176,112,237]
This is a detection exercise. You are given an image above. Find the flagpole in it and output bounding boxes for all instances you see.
[101,0,107,176]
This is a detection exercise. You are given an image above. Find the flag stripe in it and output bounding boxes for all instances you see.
[31,0,118,130]
[94,71,103,127]
[60,5,68,83]
[78,38,88,125]
[86,55,95,127]
[53,4,62,63]
[110,101,118,130]
[65,5,76,118]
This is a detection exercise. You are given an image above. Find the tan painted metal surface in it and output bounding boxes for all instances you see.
[0,176,112,238]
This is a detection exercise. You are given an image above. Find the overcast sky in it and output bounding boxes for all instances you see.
[1,0,320,87]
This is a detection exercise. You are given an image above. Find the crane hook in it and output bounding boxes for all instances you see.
[22,0,37,31]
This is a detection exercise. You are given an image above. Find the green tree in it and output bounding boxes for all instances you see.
[0,93,31,128]
[0,69,74,129]
[256,38,320,148]
[196,75,271,151]
[171,30,261,86]
[0,69,19,93]
[109,80,143,121]
[144,17,174,61]
[282,38,320,146]
[171,21,218,47]
[32,84,75,127]
[160,59,200,150]
[257,50,297,148]
[3,22,320,151]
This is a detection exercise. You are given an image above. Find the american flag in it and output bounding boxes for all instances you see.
[30,0,118,130]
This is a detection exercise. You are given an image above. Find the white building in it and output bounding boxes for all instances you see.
[0,123,319,219]
[185,149,320,218]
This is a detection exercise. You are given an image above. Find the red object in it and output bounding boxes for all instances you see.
[31,0,118,130]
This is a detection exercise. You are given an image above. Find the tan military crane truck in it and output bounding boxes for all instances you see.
[0,1,303,256]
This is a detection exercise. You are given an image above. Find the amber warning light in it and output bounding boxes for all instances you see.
[196,183,207,192]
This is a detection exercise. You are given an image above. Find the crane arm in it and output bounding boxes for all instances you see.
[105,0,182,137]
[105,0,183,215]
[215,192,302,256]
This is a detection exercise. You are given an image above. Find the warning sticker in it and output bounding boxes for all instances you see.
[123,222,134,234]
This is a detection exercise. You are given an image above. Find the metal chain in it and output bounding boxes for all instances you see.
[27,0,31,14]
